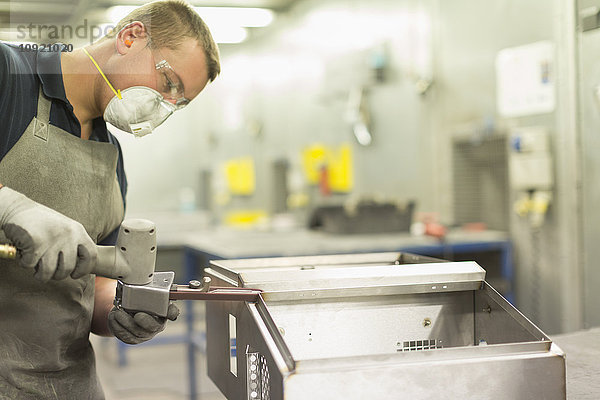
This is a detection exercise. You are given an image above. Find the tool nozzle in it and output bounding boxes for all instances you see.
[0,244,17,259]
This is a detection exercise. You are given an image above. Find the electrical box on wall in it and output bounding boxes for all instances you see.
[496,41,555,118]
[509,127,553,191]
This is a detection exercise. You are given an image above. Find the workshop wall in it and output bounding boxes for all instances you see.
[577,0,600,330]
[432,0,581,334]
[439,0,577,336]
[116,0,584,333]
[120,0,438,222]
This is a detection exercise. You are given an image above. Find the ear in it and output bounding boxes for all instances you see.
[115,21,149,55]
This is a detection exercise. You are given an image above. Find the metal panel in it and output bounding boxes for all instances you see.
[207,299,292,400]
[206,253,565,399]
[282,348,565,400]
[239,262,485,292]
[206,252,447,289]
[475,283,548,344]
[265,292,474,360]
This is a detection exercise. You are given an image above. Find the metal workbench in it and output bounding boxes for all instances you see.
[552,327,600,400]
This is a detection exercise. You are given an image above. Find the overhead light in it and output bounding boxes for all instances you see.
[194,7,274,28]
[209,26,248,44]
[106,6,274,27]
[106,6,136,24]
[105,6,272,44]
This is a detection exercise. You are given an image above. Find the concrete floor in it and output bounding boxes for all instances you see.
[92,303,226,400]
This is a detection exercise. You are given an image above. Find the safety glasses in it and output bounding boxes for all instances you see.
[154,54,190,110]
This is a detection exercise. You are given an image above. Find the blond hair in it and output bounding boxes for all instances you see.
[111,0,220,82]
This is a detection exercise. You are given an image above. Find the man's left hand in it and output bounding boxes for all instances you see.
[108,303,180,345]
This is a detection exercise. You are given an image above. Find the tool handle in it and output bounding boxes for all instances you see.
[0,242,124,278]
[94,246,123,279]
[93,219,157,284]
[0,218,156,285]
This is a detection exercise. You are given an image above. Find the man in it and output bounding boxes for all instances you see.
[0,1,220,398]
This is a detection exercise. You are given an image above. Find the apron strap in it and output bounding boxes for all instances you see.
[33,85,51,141]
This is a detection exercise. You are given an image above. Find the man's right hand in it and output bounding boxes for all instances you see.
[0,186,97,281]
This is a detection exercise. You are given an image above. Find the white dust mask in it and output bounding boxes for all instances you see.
[103,86,176,137]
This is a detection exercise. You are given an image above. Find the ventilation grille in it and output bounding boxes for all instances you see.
[452,135,508,230]
[247,351,270,400]
[399,339,443,352]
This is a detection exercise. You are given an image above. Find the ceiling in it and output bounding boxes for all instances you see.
[0,0,295,27]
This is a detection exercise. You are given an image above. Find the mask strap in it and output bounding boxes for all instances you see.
[82,48,122,100]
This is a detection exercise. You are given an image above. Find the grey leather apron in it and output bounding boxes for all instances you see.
[0,86,124,399]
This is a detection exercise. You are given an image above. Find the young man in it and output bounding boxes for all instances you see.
[0,1,220,398]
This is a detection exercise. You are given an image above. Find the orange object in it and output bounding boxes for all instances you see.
[319,165,331,196]
[462,222,487,232]
[424,222,447,239]
[124,39,133,47]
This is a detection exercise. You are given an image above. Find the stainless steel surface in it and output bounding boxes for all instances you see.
[239,261,485,302]
[280,346,564,400]
[205,252,446,291]
[116,271,174,317]
[210,252,443,273]
[205,253,566,400]
[552,327,600,400]
[264,292,474,360]
[475,282,550,344]
[238,261,484,291]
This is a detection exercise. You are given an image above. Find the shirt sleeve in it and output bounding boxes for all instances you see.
[0,43,11,158]
[0,43,7,89]
[98,226,119,246]
[0,43,10,109]
[0,43,35,161]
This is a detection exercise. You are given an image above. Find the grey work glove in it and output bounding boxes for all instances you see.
[0,187,97,282]
[108,303,180,345]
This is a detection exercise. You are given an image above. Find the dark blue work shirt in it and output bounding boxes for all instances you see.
[0,42,127,245]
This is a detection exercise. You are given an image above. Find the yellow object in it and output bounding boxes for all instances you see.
[302,144,328,184]
[0,244,17,259]
[301,143,353,192]
[514,196,532,217]
[531,193,550,214]
[224,210,267,227]
[83,48,122,100]
[224,157,255,196]
[328,144,353,192]
[513,190,552,228]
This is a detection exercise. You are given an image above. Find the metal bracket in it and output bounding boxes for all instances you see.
[169,285,262,302]
[581,7,600,32]
[114,272,263,317]
[115,271,174,317]
[33,119,49,141]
